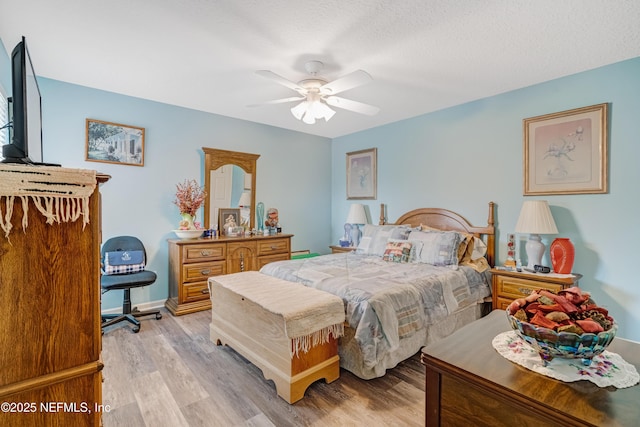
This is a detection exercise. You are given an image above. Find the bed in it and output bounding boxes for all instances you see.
[259,203,496,379]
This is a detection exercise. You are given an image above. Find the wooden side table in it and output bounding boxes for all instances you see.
[421,310,640,426]
[329,245,356,254]
[491,268,582,310]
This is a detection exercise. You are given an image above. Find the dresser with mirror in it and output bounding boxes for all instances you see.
[165,148,293,315]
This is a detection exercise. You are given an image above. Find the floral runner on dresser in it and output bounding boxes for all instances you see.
[492,330,639,389]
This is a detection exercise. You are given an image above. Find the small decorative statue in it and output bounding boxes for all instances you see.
[265,208,279,228]
[505,233,516,268]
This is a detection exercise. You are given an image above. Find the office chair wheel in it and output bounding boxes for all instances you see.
[132,325,140,333]
[155,313,162,320]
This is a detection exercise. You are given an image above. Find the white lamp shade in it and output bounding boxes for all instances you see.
[346,203,368,225]
[514,200,558,234]
[238,191,251,207]
[515,200,558,269]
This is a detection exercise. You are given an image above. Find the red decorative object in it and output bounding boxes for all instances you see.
[550,238,575,274]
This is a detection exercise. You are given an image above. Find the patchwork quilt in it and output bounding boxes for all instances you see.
[260,252,491,371]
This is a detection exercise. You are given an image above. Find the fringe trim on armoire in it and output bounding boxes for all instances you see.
[0,164,96,239]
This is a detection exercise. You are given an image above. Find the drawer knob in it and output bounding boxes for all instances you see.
[270,245,278,250]
[200,269,211,275]
[518,287,533,295]
[201,289,210,294]
[200,250,212,256]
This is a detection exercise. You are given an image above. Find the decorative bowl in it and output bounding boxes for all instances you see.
[506,301,617,367]
[173,229,203,239]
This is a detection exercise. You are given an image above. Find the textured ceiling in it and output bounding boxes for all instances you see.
[1,0,639,138]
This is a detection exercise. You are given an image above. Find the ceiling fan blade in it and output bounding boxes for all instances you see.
[320,70,372,95]
[325,96,380,116]
[255,70,304,93]
[247,96,305,107]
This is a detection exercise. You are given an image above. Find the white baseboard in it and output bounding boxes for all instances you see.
[101,299,166,315]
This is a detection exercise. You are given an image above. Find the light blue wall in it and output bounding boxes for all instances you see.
[332,57,640,342]
[35,80,332,311]
[3,34,638,341]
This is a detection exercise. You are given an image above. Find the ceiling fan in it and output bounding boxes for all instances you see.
[250,60,380,124]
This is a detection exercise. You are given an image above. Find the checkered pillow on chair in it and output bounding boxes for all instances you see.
[103,250,146,275]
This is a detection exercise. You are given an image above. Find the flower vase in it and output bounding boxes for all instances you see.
[180,212,196,230]
[550,237,575,274]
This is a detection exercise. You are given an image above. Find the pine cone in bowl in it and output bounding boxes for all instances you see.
[506,287,616,366]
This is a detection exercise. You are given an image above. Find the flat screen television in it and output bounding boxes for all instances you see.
[1,36,54,165]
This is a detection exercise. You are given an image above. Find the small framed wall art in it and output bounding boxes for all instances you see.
[85,119,145,166]
[523,103,608,195]
[346,147,377,200]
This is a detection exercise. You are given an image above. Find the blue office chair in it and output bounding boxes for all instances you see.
[100,236,162,333]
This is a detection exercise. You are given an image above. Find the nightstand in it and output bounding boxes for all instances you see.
[491,268,582,310]
[329,245,356,254]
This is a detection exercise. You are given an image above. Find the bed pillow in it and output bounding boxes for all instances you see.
[471,236,487,259]
[407,229,462,267]
[356,224,411,256]
[382,239,413,263]
[419,223,487,262]
[419,224,471,263]
[417,224,490,272]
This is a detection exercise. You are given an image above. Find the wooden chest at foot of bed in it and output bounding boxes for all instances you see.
[208,272,344,404]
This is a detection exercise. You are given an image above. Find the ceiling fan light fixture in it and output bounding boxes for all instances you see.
[315,101,336,121]
[256,61,379,124]
[290,101,308,120]
[291,98,335,124]
[302,111,316,125]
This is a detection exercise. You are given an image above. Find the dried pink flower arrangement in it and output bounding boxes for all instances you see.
[173,179,206,217]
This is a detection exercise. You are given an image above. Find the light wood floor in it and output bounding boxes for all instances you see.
[101,307,425,427]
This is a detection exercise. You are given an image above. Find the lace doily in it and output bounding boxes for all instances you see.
[492,330,639,389]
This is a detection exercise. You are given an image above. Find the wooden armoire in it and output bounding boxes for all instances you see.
[0,167,108,426]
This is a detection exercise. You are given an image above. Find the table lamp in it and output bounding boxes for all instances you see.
[238,191,251,208]
[346,203,368,247]
[238,191,251,228]
[515,200,558,269]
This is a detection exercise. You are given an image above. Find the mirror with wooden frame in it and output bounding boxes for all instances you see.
[202,147,260,231]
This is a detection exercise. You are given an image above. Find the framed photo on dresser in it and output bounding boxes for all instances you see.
[219,208,241,235]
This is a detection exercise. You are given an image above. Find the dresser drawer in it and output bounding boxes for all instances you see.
[183,281,212,303]
[257,238,290,256]
[494,275,564,300]
[495,297,517,311]
[183,243,226,263]
[183,261,226,282]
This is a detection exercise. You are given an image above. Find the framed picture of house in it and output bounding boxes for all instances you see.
[523,103,608,195]
[85,119,145,166]
[219,208,241,235]
[346,148,377,200]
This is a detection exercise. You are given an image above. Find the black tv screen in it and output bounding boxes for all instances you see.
[1,36,43,164]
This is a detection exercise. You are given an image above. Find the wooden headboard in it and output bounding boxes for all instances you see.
[379,202,496,267]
